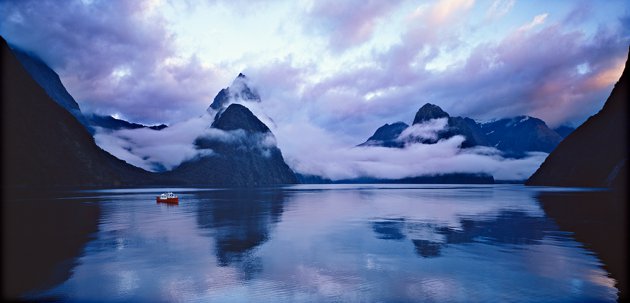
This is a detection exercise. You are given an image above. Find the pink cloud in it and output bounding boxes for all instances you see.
[304,0,404,52]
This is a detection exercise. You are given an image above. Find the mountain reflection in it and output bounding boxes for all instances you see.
[537,190,627,299]
[195,189,285,277]
[371,218,406,240]
[3,190,100,299]
[373,210,556,258]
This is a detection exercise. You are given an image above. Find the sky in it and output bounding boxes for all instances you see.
[1,0,629,180]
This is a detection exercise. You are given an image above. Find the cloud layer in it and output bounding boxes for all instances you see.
[271,116,546,181]
[93,114,215,171]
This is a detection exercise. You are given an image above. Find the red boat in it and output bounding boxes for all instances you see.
[156,192,179,204]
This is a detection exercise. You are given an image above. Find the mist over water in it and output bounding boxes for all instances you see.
[25,185,618,302]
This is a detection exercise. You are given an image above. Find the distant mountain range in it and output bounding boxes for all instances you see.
[360,103,571,158]
[527,46,628,189]
[86,113,167,131]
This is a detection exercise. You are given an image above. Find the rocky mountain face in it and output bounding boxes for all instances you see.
[164,104,297,186]
[360,103,564,157]
[207,73,261,111]
[1,37,160,189]
[526,47,629,188]
[11,46,94,133]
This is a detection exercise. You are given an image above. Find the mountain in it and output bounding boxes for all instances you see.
[1,36,161,189]
[479,116,563,157]
[358,122,408,147]
[526,47,629,188]
[11,46,94,133]
[207,73,261,111]
[86,113,168,131]
[412,103,449,124]
[442,116,488,148]
[164,104,297,186]
[553,125,576,138]
[360,103,563,157]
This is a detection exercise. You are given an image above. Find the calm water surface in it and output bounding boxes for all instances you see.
[27,185,618,302]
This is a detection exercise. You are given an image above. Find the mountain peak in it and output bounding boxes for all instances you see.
[211,103,270,133]
[413,103,449,124]
[208,73,261,111]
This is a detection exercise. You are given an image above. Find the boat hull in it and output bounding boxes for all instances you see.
[156,197,178,204]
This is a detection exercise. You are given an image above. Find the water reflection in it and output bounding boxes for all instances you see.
[373,210,557,258]
[18,185,621,302]
[537,190,627,299]
[195,189,285,278]
[2,190,100,299]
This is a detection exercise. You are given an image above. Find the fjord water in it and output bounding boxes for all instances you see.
[21,185,620,302]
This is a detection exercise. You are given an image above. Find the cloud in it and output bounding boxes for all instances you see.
[485,0,515,20]
[2,0,627,132]
[248,93,545,181]
[428,0,476,26]
[94,109,280,171]
[94,114,215,171]
[518,13,549,31]
[303,0,404,52]
[279,126,546,181]
[0,0,221,124]
[397,118,448,142]
[265,2,625,142]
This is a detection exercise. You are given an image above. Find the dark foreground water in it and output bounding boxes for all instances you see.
[5,185,625,302]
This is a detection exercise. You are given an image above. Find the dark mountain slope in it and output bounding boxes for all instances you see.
[11,46,93,133]
[164,104,297,187]
[1,36,159,189]
[526,47,629,188]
